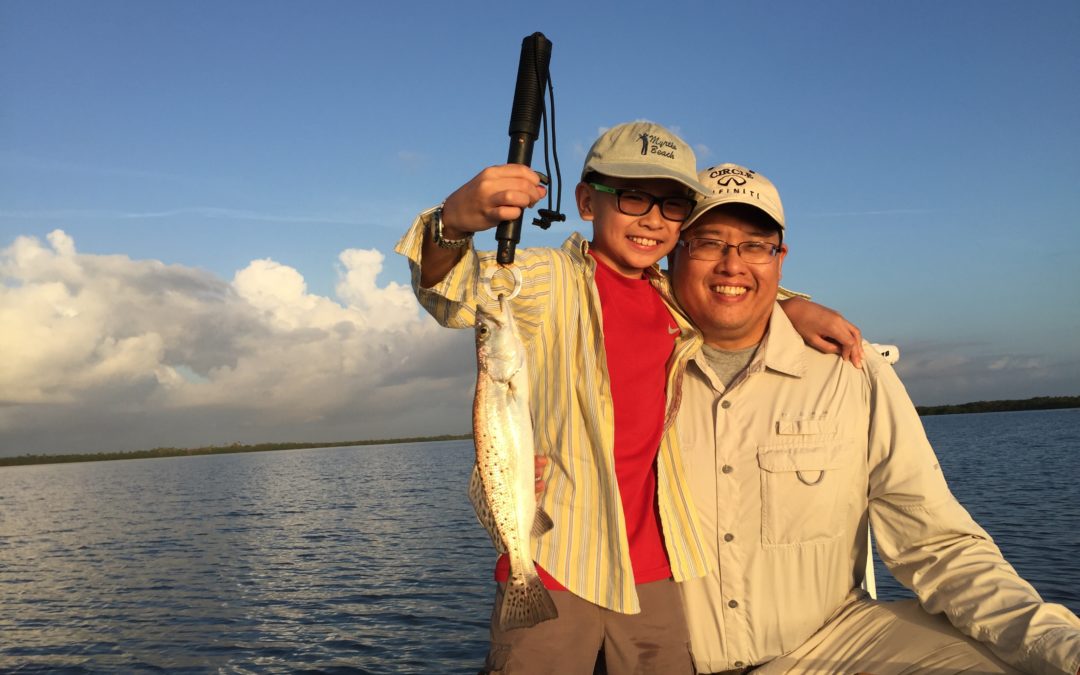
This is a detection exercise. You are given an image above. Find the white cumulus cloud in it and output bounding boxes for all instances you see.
[0,230,477,456]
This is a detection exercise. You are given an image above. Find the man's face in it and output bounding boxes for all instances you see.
[671,209,787,349]
[575,177,690,278]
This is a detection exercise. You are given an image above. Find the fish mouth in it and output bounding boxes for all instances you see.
[476,301,508,326]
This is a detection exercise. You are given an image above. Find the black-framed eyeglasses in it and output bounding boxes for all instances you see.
[678,237,781,264]
[589,182,695,223]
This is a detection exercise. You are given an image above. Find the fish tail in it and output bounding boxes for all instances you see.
[498,570,559,631]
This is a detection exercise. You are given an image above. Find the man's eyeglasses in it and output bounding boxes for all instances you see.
[678,237,781,264]
[589,182,695,223]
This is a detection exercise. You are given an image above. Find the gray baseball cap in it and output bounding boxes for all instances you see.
[580,121,710,195]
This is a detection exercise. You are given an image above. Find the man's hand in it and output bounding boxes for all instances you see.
[441,164,547,239]
[534,455,548,496]
[781,296,865,368]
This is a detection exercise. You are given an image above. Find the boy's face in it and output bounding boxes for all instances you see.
[575,177,690,278]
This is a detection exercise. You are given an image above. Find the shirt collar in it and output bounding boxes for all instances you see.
[690,303,807,382]
[564,232,592,267]
[752,303,807,378]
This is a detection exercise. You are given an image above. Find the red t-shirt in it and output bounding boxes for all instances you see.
[495,252,677,588]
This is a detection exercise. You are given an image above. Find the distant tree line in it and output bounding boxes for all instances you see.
[4,396,1079,467]
[916,395,1080,416]
[0,434,473,468]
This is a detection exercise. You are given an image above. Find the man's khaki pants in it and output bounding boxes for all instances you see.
[751,599,1022,675]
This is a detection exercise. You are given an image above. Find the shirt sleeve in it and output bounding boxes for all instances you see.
[865,355,1080,675]
[393,205,484,328]
[776,285,810,301]
[394,206,560,331]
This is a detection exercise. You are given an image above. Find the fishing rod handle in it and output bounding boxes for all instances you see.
[508,32,552,143]
[496,32,553,265]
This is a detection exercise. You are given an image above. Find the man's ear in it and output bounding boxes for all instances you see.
[776,243,788,280]
[575,182,593,221]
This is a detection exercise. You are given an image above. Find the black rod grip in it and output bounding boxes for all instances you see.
[496,32,552,265]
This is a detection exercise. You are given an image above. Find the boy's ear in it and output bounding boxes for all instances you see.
[575,182,594,221]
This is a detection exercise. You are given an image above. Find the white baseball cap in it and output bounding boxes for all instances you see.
[682,163,785,231]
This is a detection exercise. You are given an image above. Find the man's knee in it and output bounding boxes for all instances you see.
[761,599,1021,674]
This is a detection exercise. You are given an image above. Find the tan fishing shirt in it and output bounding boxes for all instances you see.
[395,207,713,614]
[677,303,1080,675]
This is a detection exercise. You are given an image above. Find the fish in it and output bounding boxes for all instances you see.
[472,295,558,631]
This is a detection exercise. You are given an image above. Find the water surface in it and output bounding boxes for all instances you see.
[2,409,1077,673]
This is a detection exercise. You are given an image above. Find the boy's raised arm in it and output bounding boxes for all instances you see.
[419,164,547,288]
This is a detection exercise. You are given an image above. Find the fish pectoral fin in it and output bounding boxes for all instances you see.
[531,506,554,538]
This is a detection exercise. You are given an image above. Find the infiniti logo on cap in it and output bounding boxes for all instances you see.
[711,166,756,186]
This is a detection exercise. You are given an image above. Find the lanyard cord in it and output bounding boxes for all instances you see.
[533,70,565,230]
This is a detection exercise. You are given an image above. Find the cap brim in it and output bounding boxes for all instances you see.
[681,197,785,231]
[583,161,711,196]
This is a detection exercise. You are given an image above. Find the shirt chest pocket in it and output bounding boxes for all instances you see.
[757,441,853,546]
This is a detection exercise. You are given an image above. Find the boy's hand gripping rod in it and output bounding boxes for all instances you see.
[495,32,553,267]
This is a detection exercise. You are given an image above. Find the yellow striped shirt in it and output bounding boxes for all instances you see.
[396,206,720,613]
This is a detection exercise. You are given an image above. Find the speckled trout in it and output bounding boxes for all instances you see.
[472,296,558,631]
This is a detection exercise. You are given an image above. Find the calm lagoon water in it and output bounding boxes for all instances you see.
[873,408,1080,607]
[2,409,1078,673]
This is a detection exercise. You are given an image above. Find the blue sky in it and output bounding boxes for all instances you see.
[2,0,1079,455]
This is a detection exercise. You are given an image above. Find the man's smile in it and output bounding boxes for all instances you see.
[711,284,748,297]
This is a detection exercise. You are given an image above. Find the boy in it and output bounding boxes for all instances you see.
[395,122,857,674]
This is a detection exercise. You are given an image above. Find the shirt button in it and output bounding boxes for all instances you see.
[734,662,745,668]
[724,533,734,542]
[721,464,733,474]
[721,400,732,409]
[728,599,739,608]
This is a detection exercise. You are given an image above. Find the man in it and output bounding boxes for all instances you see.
[667,163,1080,675]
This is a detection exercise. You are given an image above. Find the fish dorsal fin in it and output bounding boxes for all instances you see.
[532,506,554,538]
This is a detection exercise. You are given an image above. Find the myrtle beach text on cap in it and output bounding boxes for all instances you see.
[580,122,710,195]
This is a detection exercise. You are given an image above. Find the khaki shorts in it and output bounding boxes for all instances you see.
[482,578,695,675]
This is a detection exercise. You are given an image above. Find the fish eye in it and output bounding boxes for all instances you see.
[478,325,489,338]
